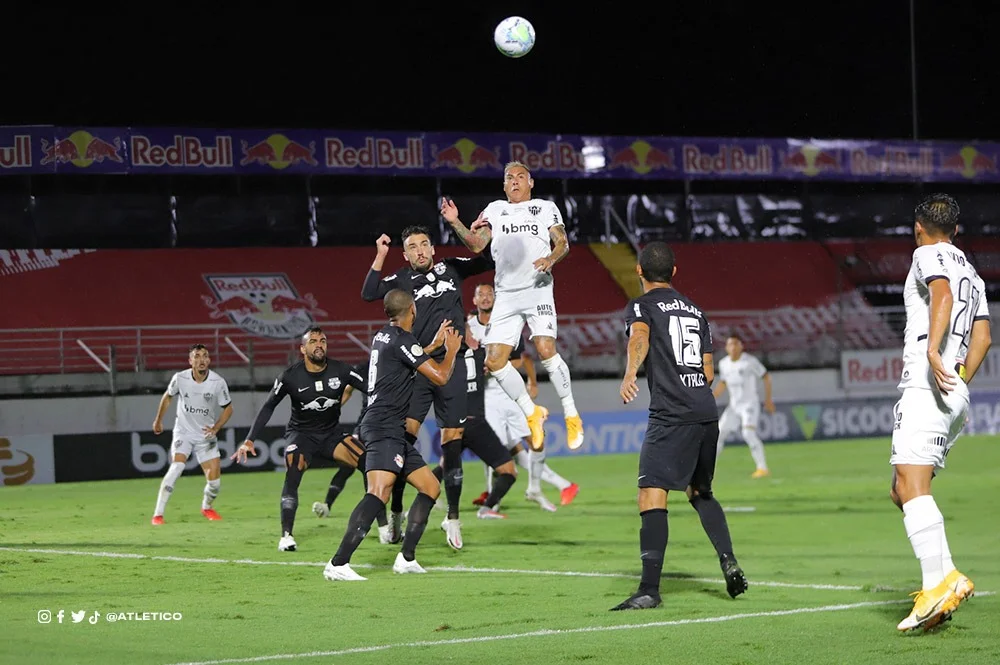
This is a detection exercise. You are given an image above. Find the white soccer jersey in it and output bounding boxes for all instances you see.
[898,242,990,392]
[718,353,767,408]
[482,198,564,293]
[166,369,232,440]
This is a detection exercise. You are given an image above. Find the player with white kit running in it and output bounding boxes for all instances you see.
[713,334,776,478]
[441,160,584,452]
[150,344,233,524]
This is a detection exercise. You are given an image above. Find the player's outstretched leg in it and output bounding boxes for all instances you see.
[152,456,186,525]
[538,460,579,506]
[314,463,355,518]
[486,345,548,451]
[525,447,557,512]
[278,452,307,551]
[324,472,396,582]
[688,489,746,598]
[742,426,770,478]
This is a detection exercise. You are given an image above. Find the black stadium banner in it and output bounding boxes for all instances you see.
[52,425,354,483]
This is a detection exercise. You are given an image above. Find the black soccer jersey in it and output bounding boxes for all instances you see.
[362,254,493,356]
[624,287,718,425]
[464,347,488,419]
[246,359,366,441]
[361,324,431,432]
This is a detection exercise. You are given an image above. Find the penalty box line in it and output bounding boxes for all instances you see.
[0,545,901,592]
[163,599,917,665]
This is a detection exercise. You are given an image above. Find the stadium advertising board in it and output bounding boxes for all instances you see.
[4,125,1000,182]
[841,347,1000,392]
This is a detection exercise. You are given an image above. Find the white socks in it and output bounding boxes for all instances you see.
[742,427,768,471]
[539,354,578,417]
[541,464,571,491]
[902,495,947,590]
[514,448,569,491]
[484,463,494,493]
[203,478,221,510]
[492,362,535,416]
[528,449,545,494]
[154,462,185,516]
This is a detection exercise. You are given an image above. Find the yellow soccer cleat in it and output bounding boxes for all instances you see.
[946,569,975,604]
[896,578,961,632]
[566,415,584,450]
[751,468,770,479]
[527,405,548,451]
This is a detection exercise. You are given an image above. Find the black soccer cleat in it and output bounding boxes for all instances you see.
[721,554,748,598]
[610,592,662,611]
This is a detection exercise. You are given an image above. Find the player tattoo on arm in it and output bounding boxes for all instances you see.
[620,322,650,403]
[452,216,492,254]
[547,225,570,265]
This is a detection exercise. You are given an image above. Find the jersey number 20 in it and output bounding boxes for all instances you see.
[668,316,703,368]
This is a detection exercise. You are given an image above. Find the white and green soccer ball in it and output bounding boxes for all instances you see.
[494,16,535,58]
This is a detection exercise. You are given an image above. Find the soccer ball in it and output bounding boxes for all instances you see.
[493,16,535,58]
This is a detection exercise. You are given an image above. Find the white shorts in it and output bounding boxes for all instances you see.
[719,402,761,435]
[483,285,557,347]
[890,385,969,471]
[484,382,530,449]
[171,436,221,465]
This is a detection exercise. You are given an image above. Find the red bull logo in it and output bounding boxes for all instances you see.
[939,145,997,179]
[0,135,32,169]
[240,134,318,169]
[202,273,328,339]
[429,137,502,174]
[779,143,841,176]
[0,437,35,485]
[40,130,123,168]
[606,140,675,175]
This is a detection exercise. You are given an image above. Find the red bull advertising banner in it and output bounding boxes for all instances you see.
[3,125,1000,182]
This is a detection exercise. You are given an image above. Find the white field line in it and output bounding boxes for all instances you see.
[0,546,892,591]
[162,599,915,665]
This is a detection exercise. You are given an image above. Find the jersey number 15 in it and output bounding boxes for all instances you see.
[668,315,703,368]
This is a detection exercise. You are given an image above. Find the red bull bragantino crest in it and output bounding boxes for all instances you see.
[201,274,328,339]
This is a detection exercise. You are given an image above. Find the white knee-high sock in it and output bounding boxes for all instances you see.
[492,362,535,416]
[539,354,578,417]
[528,449,545,494]
[902,495,946,590]
[514,448,531,472]
[155,462,185,516]
[541,464,571,490]
[484,462,493,494]
[742,428,768,470]
[940,515,957,576]
[202,478,220,510]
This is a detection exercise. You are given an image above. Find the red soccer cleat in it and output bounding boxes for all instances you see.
[471,491,489,507]
[151,515,164,525]
[560,483,580,506]
[201,508,222,521]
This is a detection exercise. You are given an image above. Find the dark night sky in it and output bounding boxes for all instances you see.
[4,3,996,141]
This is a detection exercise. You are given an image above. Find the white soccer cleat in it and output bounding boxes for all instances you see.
[323,561,366,581]
[441,518,463,550]
[278,533,297,552]
[312,502,330,518]
[477,507,506,519]
[378,524,393,544]
[526,491,558,512]
[393,551,426,574]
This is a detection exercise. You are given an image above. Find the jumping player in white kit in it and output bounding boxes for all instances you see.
[440,161,584,452]
[889,194,991,632]
[466,283,579,511]
[714,334,776,478]
[151,344,233,524]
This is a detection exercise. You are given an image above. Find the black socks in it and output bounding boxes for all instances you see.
[638,509,668,596]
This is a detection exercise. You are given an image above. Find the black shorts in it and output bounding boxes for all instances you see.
[406,359,467,429]
[461,418,514,469]
[360,425,427,477]
[638,421,719,492]
[284,431,341,467]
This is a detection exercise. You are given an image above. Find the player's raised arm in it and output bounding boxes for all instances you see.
[233,375,287,463]
[361,234,397,301]
[422,319,453,356]
[441,197,492,254]
[926,278,957,393]
[416,328,463,386]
